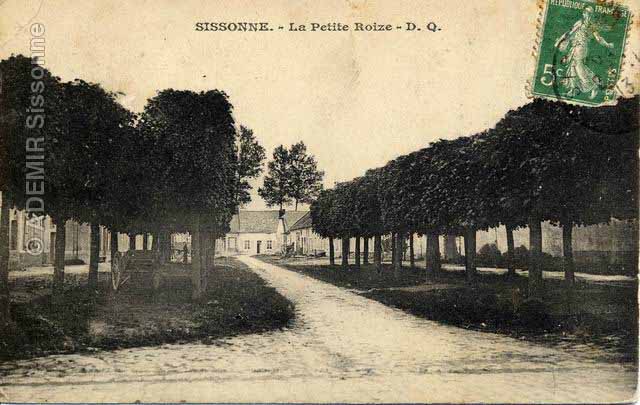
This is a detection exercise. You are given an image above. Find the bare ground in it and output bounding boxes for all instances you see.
[0,255,636,403]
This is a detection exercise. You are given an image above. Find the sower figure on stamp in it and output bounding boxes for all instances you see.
[554,6,614,99]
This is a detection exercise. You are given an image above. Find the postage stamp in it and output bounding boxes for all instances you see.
[531,0,631,106]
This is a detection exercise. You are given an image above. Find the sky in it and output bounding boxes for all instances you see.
[1,0,638,210]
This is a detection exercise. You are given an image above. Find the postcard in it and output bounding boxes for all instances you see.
[0,0,638,403]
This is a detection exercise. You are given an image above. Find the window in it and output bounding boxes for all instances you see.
[267,240,272,250]
[244,240,250,250]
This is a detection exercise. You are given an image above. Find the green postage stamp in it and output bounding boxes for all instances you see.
[531,0,631,106]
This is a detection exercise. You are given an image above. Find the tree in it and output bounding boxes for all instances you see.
[378,155,413,272]
[539,98,638,292]
[99,123,147,268]
[287,142,324,210]
[259,146,292,209]
[351,172,384,268]
[477,98,638,297]
[138,89,238,299]
[0,55,63,325]
[259,142,324,210]
[477,101,564,297]
[235,125,265,208]
[310,189,338,265]
[60,79,136,289]
[332,181,358,269]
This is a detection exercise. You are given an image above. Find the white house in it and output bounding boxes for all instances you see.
[220,210,307,255]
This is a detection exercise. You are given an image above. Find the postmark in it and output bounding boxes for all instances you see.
[531,0,631,106]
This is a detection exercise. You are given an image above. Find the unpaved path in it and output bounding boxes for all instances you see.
[0,256,636,403]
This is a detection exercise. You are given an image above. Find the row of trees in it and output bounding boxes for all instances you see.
[311,97,638,299]
[0,55,266,326]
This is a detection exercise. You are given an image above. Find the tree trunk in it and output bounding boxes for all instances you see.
[426,232,441,279]
[110,231,119,270]
[394,232,403,271]
[464,228,476,281]
[129,234,136,251]
[506,224,516,277]
[363,237,369,265]
[409,233,415,267]
[390,233,396,266]
[444,234,458,261]
[402,235,406,261]
[212,237,217,269]
[328,237,335,265]
[354,237,361,268]
[88,223,100,289]
[341,237,349,268]
[562,221,575,289]
[0,191,12,328]
[157,232,164,263]
[73,224,79,260]
[165,232,172,262]
[160,231,171,264]
[52,216,67,296]
[191,215,203,300]
[295,200,298,211]
[201,231,210,292]
[142,233,149,251]
[528,218,544,299]
[374,235,382,269]
[151,232,158,251]
[207,236,216,290]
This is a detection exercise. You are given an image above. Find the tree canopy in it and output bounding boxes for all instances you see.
[259,142,324,210]
[235,125,266,208]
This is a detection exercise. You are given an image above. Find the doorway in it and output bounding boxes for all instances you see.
[256,240,262,254]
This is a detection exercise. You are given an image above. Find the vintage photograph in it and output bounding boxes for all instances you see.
[0,0,638,403]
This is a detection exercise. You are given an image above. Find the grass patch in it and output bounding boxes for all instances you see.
[258,256,428,290]
[1,258,294,360]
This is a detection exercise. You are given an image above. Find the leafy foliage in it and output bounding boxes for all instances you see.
[259,142,324,210]
[58,80,137,227]
[137,89,238,234]
[235,126,266,208]
[0,55,64,211]
[308,97,638,251]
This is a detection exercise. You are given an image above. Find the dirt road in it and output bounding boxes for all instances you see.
[0,256,636,403]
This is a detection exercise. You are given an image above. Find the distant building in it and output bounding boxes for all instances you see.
[219,210,307,255]
[1,193,113,270]
[287,212,370,257]
[289,211,328,255]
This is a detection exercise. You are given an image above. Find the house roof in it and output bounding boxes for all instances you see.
[289,211,313,231]
[283,211,308,232]
[228,210,309,234]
